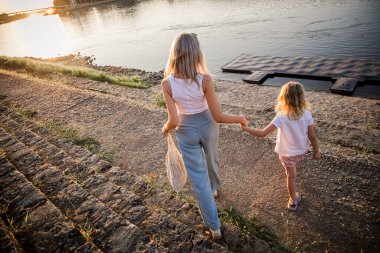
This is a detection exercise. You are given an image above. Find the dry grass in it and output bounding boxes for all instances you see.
[78,223,94,242]
[6,213,29,234]
[0,148,6,157]
[0,56,147,89]
[153,92,166,108]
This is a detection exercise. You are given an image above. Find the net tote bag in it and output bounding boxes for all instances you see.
[165,133,187,192]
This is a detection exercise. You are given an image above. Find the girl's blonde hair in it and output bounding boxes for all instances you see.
[275,81,308,120]
[164,33,209,86]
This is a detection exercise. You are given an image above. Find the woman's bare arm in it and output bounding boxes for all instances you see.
[204,73,248,125]
[161,78,179,134]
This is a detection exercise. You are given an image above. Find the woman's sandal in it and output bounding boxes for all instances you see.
[210,228,222,239]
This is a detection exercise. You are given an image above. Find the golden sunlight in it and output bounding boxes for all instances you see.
[0,0,53,13]
[4,14,73,58]
[45,7,57,16]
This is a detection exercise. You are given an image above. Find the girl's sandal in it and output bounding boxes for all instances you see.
[287,193,301,211]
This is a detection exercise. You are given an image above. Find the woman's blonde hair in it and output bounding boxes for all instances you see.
[275,81,308,120]
[164,33,209,86]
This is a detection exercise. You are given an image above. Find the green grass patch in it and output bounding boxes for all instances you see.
[0,95,7,102]
[19,109,38,119]
[32,177,42,189]
[98,150,115,164]
[0,55,148,89]
[154,92,166,108]
[40,119,100,152]
[219,207,285,250]
[13,108,100,152]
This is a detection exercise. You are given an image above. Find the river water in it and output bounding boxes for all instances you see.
[0,0,380,95]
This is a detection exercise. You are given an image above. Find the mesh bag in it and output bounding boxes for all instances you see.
[165,133,187,192]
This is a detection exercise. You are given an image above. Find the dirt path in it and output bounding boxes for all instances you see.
[1,70,379,252]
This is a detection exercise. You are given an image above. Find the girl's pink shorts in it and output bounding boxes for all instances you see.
[279,154,305,169]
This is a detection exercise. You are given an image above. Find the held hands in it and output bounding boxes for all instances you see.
[240,115,250,127]
[239,115,250,131]
[240,123,248,131]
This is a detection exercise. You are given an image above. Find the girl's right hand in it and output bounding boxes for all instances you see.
[313,150,321,159]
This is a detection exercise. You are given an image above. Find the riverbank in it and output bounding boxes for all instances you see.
[0,56,379,252]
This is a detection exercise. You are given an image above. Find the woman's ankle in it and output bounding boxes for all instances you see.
[210,227,221,239]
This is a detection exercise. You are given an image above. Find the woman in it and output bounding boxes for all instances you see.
[161,33,249,239]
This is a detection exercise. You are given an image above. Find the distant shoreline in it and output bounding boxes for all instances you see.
[0,0,122,24]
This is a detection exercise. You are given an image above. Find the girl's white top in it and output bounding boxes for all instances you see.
[169,74,208,115]
[271,111,314,157]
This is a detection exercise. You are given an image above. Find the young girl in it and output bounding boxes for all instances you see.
[241,82,320,211]
[161,33,249,238]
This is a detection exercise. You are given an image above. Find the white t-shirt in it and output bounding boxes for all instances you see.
[271,111,314,156]
[169,74,209,115]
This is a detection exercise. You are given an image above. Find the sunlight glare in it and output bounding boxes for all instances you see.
[45,7,57,15]
[0,0,53,13]
[1,14,73,58]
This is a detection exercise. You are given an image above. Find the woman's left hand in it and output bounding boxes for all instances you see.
[162,124,169,136]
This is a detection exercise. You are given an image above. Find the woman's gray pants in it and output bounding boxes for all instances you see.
[176,109,221,230]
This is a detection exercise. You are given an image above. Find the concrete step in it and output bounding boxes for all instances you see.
[0,153,103,253]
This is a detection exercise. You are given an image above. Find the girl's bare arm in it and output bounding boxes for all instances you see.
[241,123,276,137]
[308,124,321,158]
[204,74,249,125]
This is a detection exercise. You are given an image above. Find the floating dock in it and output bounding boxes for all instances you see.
[221,54,380,95]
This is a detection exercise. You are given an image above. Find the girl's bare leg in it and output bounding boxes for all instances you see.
[284,165,297,204]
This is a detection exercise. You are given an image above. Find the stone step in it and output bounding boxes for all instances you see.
[0,106,110,168]
[0,107,229,252]
[0,153,103,253]
[0,129,161,252]
[106,168,204,232]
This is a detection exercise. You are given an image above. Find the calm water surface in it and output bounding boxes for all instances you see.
[1,0,380,79]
